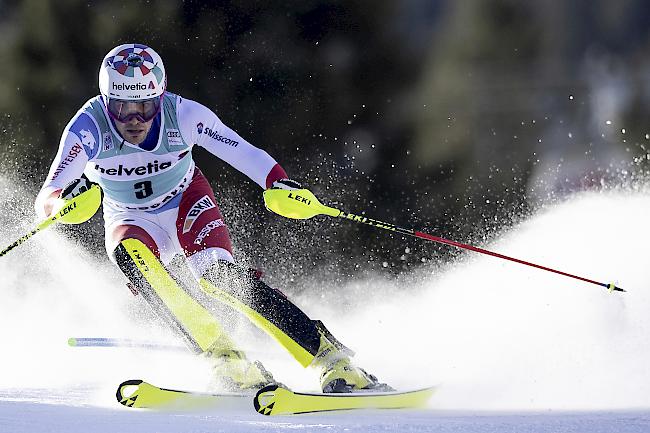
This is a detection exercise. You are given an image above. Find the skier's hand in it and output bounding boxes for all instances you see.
[41,189,62,218]
[270,178,302,191]
[43,176,98,218]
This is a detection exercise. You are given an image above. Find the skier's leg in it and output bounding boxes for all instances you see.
[102,201,247,364]
[111,234,273,390]
[169,168,280,390]
[177,170,390,392]
[106,219,233,355]
[108,227,234,353]
[199,262,391,391]
[174,169,320,364]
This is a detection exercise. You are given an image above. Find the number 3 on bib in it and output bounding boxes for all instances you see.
[134,181,153,199]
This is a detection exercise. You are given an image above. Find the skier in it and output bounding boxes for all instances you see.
[34,43,389,393]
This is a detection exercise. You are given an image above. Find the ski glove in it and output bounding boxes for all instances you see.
[270,178,302,191]
[60,175,98,200]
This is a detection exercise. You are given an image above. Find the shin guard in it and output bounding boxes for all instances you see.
[114,238,236,354]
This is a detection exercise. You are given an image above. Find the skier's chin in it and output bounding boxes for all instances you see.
[116,124,149,144]
[125,130,146,144]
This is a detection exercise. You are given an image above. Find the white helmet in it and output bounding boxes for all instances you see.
[99,44,166,123]
[99,43,166,102]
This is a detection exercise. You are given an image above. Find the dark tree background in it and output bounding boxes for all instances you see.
[1,0,649,291]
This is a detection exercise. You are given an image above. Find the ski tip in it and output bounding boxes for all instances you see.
[116,379,144,407]
[254,384,280,416]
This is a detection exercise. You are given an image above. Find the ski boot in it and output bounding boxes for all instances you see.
[311,324,393,393]
[206,347,276,392]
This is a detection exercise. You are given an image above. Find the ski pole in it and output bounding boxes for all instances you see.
[0,184,102,258]
[263,188,625,293]
[68,337,186,352]
[67,337,269,357]
[0,218,55,257]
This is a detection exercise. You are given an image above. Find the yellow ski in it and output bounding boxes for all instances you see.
[254,384,436,415]
[116,380,436,415]
[116,379,248,411]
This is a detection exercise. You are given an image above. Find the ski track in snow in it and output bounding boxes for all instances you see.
[1,179,650,431]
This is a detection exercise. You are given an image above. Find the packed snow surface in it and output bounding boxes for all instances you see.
[1,184,649,432]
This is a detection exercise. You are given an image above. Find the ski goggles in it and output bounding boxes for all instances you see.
[105,95,162,123]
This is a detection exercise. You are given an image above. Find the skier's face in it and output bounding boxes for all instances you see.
[113,103,154,144]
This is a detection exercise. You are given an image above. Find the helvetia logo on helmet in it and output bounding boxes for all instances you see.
[112,82,148,91]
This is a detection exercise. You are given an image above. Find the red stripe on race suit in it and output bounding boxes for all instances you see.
[176,168,233,257]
